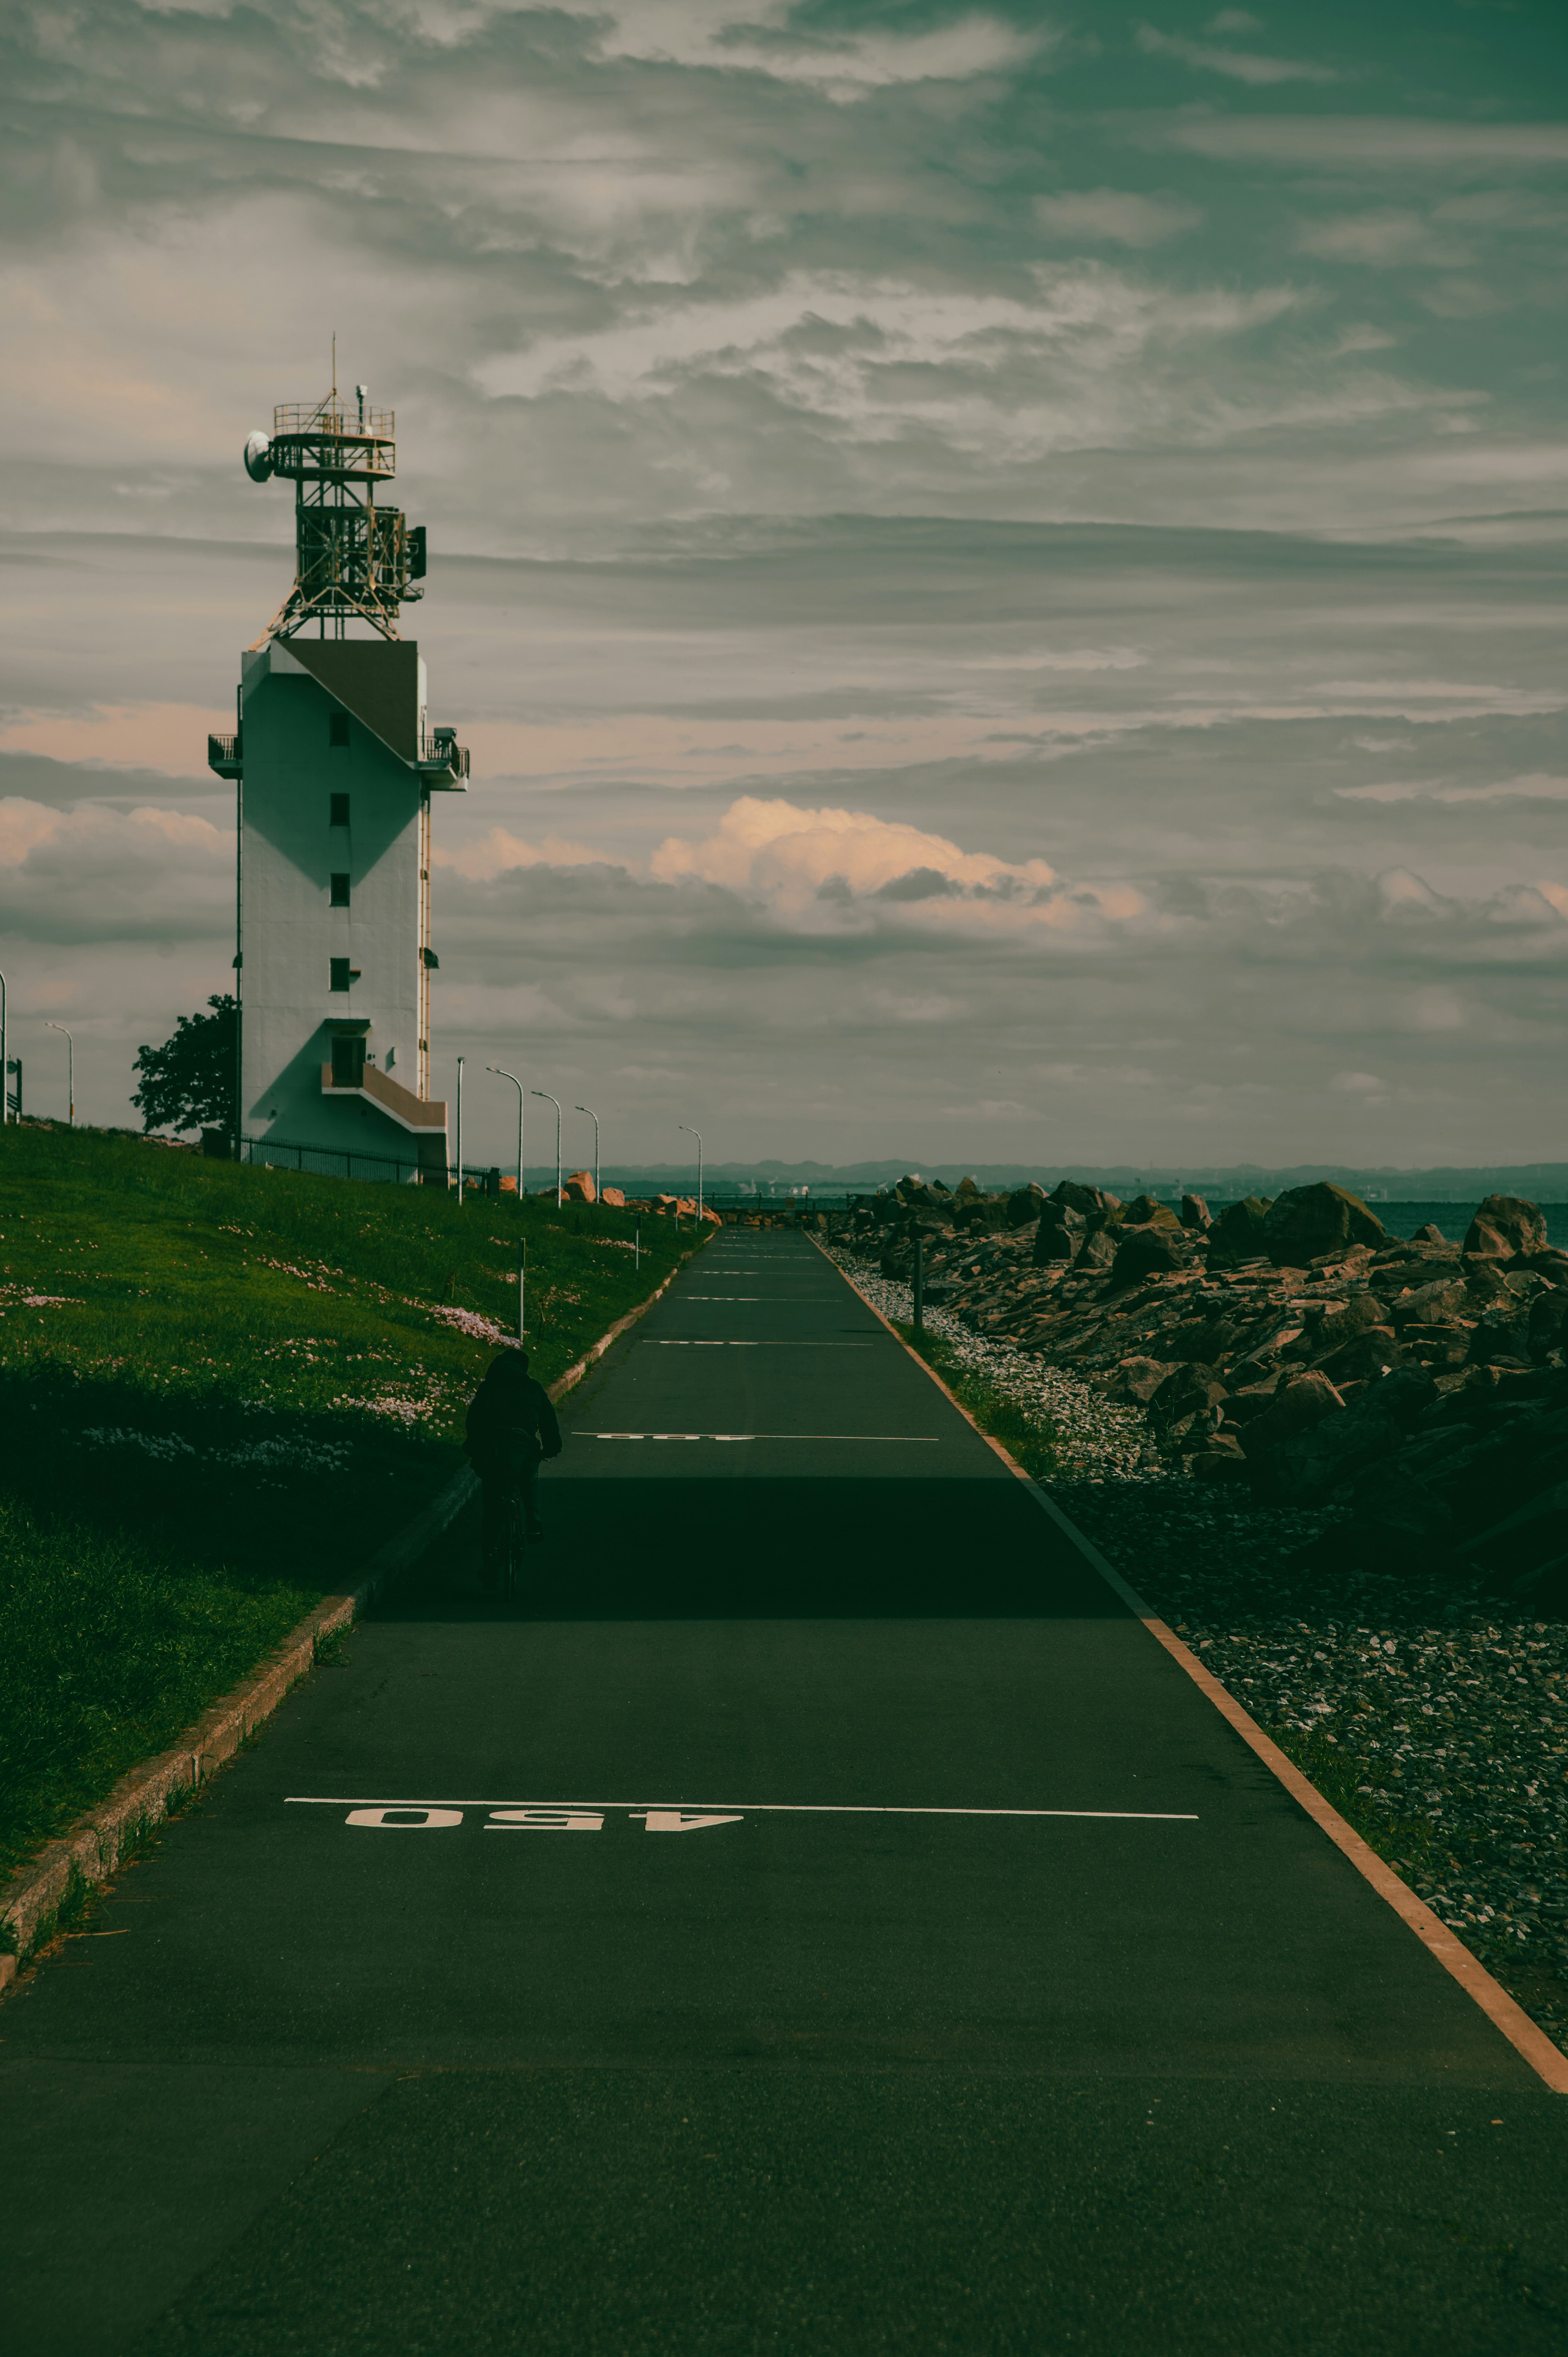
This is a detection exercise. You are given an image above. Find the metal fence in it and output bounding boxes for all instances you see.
[242,1135,430,1185]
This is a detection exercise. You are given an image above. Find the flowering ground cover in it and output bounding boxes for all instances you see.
[0,1126,696,1886]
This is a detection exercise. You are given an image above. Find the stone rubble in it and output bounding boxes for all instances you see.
[828,1174,1568,2053]
[830,1175,1568,1607]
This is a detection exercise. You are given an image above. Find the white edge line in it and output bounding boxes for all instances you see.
[283,1799,1197,1819]
[813,1235,1568,2097]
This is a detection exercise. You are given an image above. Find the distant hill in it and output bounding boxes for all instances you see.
[597,1160,1568,1204]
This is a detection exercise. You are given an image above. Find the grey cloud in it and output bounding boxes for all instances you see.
[1,0,1563,1161]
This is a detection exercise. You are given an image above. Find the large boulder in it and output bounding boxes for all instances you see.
[1241,1369,1345,1458]
[1315,1293,1388,1350]
[600,1184,626,1208]
[1050,1180,1118,1219]
[1468,1304,1533,1368]
[1319,1327,1402,1383]
[1033,1205,1085,1265]
[1262,1182,1383,1267]
[1207,1195,1272,1265]
[1110,1224,1186,1288]
[1118,1194,1181,1232]
[961,1194,1016,1234]
[1463,1195,1549,1260]
[1150,1362,1227,1427]
[1390,1276,1468,1329]
[1180,1194,1212,1232]
[1260,1365,1437,1505]
[1007,1182,1050,1226]
[1109,1356,1177,1405]
[955,1175,982,1198]
[1530,1291,1568,1358]
[564,1168,597,1203]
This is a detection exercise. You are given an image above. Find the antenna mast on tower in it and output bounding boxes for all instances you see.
[243,363,427,648]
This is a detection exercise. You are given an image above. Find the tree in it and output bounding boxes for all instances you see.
[131,995,238,1137]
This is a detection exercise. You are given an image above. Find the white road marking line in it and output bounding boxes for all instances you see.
[287,1797,1199,1820]
[573,1432,942,1442]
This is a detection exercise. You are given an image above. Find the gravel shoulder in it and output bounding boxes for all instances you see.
[832,1244,1568,2062]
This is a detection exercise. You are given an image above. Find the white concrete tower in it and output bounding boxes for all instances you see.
[208,381,467,1177]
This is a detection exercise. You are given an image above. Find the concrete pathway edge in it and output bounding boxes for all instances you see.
[817,1238,1568,2097]
[0,1256,692,1987]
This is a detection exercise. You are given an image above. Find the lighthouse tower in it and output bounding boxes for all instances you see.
[207,378,467,1179]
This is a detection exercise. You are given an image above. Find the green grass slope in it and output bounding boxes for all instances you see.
[0,1126,699,1884]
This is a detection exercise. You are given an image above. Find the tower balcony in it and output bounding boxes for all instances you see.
[208,731,243,779]
[417,724,470,787]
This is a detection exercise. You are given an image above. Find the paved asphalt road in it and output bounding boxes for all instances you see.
[5,1230,1567,2354]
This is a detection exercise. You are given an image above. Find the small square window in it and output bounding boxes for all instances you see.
[329,713,350,749]
[330,872,350,908]
[330,793,350,828]
[330,958,359,992]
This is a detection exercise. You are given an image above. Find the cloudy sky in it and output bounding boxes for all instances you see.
[2,0,1565,1174]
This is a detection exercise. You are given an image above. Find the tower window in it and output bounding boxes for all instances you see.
[330,872,351,908]
[330,959,360,992]
[329,712,350,748]
[330,793,350,828]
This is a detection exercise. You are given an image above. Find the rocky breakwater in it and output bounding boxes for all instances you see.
[841,1176,1568,1606]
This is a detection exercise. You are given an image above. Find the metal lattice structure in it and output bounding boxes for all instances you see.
[245,384,426,647]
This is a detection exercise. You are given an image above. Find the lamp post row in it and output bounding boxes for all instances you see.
[450,1069,695,1213]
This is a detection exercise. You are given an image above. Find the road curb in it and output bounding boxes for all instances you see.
[0,1253,693,1990]
[817,1238,1568,2099]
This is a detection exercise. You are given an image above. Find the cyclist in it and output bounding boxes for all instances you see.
[464,1348,562,1590]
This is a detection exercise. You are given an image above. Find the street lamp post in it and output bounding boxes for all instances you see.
[532,1092,562,1205]
[454,1054,465,1199]
[575,1104,599,1202]
[46,1021,73,1127]
[487,1067,525,1201]
[678,1123,703,1220]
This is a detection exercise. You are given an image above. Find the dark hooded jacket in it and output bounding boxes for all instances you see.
[464,1355,562,1483]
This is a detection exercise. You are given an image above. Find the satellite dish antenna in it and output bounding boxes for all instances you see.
[243,430,273,483]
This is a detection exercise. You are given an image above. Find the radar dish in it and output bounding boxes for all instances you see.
[243,430,273,483]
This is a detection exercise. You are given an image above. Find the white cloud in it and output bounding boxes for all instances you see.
[1135,22,1336,85]
[546,2,1048,100]
[1295,210,1475,269]
[1330,1070,1385,1093]
[1151,117,1568,168]
[1033,189,1204,248]
[476,263,1307,465]
[1337,774,1568,806]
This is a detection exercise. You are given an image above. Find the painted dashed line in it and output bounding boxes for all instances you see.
[573,1432,943,1443]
